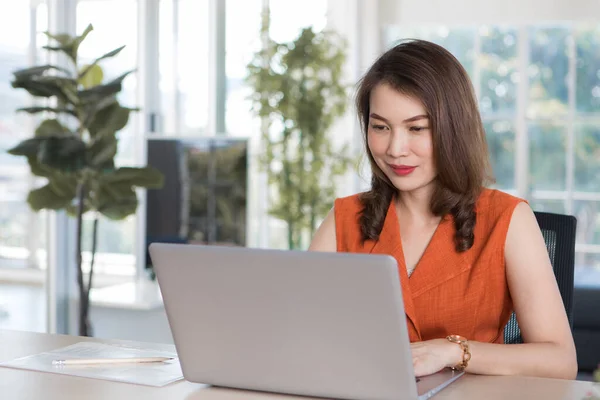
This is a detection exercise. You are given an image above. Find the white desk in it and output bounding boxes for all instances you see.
[0,330,596,400]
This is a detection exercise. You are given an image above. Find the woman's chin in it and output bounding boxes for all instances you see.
[387,175,436,194]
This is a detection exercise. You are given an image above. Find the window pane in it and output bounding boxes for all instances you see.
[528,122,566,191]
[528,26,569,118]
[574,123,600,192]
[575,252,600,270]
[0,1,46,267]
[225,0,262,137]
[530,199,566,214]
[484,120,515,190]
[0,199,46,269]
[479,26,518,115]
[385,25,476,77]
[575,24,600,114]
[159,0,209,135]
[82,216,136,255]
[0,202,31,263]
[0,5,31,140]
[269,0,327,43]
[574,201,600,245]
[76,0,138,164]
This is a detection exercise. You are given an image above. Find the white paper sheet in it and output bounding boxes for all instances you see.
[0,341,184,387]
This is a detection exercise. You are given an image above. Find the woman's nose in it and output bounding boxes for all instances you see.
[386,130,409,157]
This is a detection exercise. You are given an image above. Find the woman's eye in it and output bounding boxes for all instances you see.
[409,126,428,132]
[370,124,387,131]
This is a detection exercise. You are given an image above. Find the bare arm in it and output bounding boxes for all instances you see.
[308,207,337,252]
[452,202,577,379]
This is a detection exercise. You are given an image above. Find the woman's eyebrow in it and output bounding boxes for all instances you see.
[369,113,429,124]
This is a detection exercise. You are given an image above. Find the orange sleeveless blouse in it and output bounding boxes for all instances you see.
[334,188,525,344]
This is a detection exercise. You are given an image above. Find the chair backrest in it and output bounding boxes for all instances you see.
[504,211,577,344]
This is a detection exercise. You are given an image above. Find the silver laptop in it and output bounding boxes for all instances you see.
[149,243,463,400]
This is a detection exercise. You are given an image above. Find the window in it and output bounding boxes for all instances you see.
[76,0,139,276]
[225,0,262,138]
[386,23,600,269]
[0,1,48,269]
[159,0,209,135]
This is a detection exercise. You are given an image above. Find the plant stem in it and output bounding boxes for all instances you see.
[309,200,317,239]
[288,222,294,250]
[83,214,99,336]
[74,182,90,336]
[87,215,98,294]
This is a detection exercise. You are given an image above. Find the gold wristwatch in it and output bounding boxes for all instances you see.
[446,335,471,371]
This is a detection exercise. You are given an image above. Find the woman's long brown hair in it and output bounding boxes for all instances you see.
[356,39,494,252]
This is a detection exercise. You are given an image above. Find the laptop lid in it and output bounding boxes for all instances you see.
[150,243,442,400]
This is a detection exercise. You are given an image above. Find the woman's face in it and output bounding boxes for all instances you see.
[367,83,437,195]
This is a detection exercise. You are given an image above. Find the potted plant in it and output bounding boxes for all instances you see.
[7,24,164,336]
[246,12,352,249]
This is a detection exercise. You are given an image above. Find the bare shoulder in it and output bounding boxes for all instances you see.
[308,207,337,252]
[504,202,544,267]
[308,193,366,252]
[505,201,539,249]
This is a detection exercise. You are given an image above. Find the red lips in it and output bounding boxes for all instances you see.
[389,164,416,176]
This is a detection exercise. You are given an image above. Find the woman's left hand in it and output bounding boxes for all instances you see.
[410,338,462,377]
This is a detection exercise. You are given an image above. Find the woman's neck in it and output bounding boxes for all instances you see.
[395,184,438,224]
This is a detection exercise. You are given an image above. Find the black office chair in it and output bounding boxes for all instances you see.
[504,211,578,344]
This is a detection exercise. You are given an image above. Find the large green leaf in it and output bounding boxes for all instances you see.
[11,78,69,101]
[88,134,117,167]
[81,95,118,129]
[98,181,135,202]
[27,182,75,211]
[42,44,73,54]
[71,24,93,60]
[43,24,93,62]
[35,119,72,137]
[8,138,44,158]
[12,65,71,79]
[78,63,104,89]
[100,199,138,220]
[78,70,135,105]
[9,136,87,173]
[100,167,164,188]
[11,75,77,104]
[88,103,131,137]
[17,106,77,117]
[37,136,87,171]
[95,183,138,220]
[78,82,121,103]
[44,32,72,47]
[27,156,53,178]
[36,75,78,88]
[48,174,78,198]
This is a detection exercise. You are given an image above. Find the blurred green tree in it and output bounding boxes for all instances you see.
[246,11,351,249]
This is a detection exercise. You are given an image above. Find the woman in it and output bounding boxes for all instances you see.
[309,39,577,379]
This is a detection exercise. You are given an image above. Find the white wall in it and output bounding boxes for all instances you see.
[379,0,600,25]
